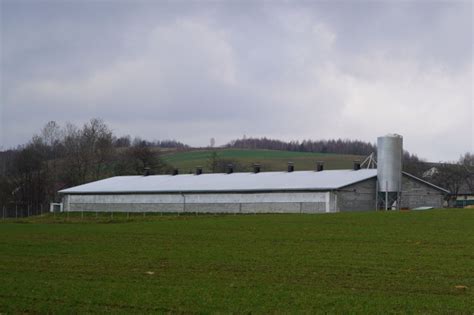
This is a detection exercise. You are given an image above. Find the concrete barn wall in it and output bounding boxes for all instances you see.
[63,192,333,214]
[336,179,377,212]
[401,176,445,209]
[335,175,445,211]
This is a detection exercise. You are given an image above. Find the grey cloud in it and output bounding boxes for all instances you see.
[1,1,472,161]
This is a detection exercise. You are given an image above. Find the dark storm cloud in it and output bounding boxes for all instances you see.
[1,0,472,161]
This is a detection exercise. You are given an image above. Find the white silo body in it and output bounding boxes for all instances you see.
[377,134,403,192]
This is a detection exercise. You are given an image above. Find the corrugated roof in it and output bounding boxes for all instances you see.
[59,169,378,194]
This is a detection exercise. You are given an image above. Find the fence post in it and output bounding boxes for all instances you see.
[15,204,18,219]
[28,205,30,217]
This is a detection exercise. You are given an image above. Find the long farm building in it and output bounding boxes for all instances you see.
[58,134,449,213]
[59,169,447,214]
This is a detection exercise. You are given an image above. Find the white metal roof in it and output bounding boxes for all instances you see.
[59,169,378,194]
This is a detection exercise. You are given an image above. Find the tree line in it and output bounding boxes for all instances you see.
[225,137,377,155]
[0,119,181,212]
[425,153,474,197]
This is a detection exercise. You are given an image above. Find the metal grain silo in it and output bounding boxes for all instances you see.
[377,134,403,192]
[377,134,403,210]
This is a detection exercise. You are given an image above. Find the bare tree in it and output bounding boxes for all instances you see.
[62,123,87,185]
[125,141,170,175]
[431,163,466,196]
[460,153,474,193]
[64,118,115,181]
[41,121,61,153]
[114,135,131,148]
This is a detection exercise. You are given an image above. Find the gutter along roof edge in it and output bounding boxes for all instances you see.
[59,188,341,195]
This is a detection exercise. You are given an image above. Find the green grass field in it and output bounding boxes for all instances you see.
[1,209,473,313]
[161,148,364,173]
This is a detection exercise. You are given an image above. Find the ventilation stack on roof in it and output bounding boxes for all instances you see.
[226,164,234,174]
[143,167,151,176]
[195,167,203,175]
[287,162,294,172]
[353,161,361,170]
[316,161,324,172]
[253,164,261,174]
[172,169,179,176]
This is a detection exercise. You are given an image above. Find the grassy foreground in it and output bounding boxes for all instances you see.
[0,209,473,313]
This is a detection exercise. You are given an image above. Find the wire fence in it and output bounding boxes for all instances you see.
[1,201,330,221]
[0,193,451,221]
[1,203,49,219]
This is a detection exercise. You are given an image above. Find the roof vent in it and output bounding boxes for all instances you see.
[226,164,234,174]
[195,167,202,175]
[252,164,261,174]
[353,161,361,171]
[316,161,324,172]
[172,169,179,176]
[287,162,294,172]
[144,167,151,176]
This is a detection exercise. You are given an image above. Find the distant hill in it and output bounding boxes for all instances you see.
[161,148,365,173]
[225,137,376,156]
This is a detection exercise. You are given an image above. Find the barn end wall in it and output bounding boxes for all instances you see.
[336,175,446,211]
[63,192,334,214]
[400,176,445,209]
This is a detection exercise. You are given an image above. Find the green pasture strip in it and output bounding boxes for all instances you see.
[161,149,363,172]
[0,209,473,313]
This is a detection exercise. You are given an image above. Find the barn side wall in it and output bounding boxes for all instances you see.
[63,192,334,214]
[400,176,445,209]
[336,178,377,212]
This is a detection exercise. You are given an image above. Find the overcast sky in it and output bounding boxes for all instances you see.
[1,0,472,161]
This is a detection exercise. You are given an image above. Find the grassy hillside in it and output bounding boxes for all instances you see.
[1,209,473,313]
[161,148,364,173]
